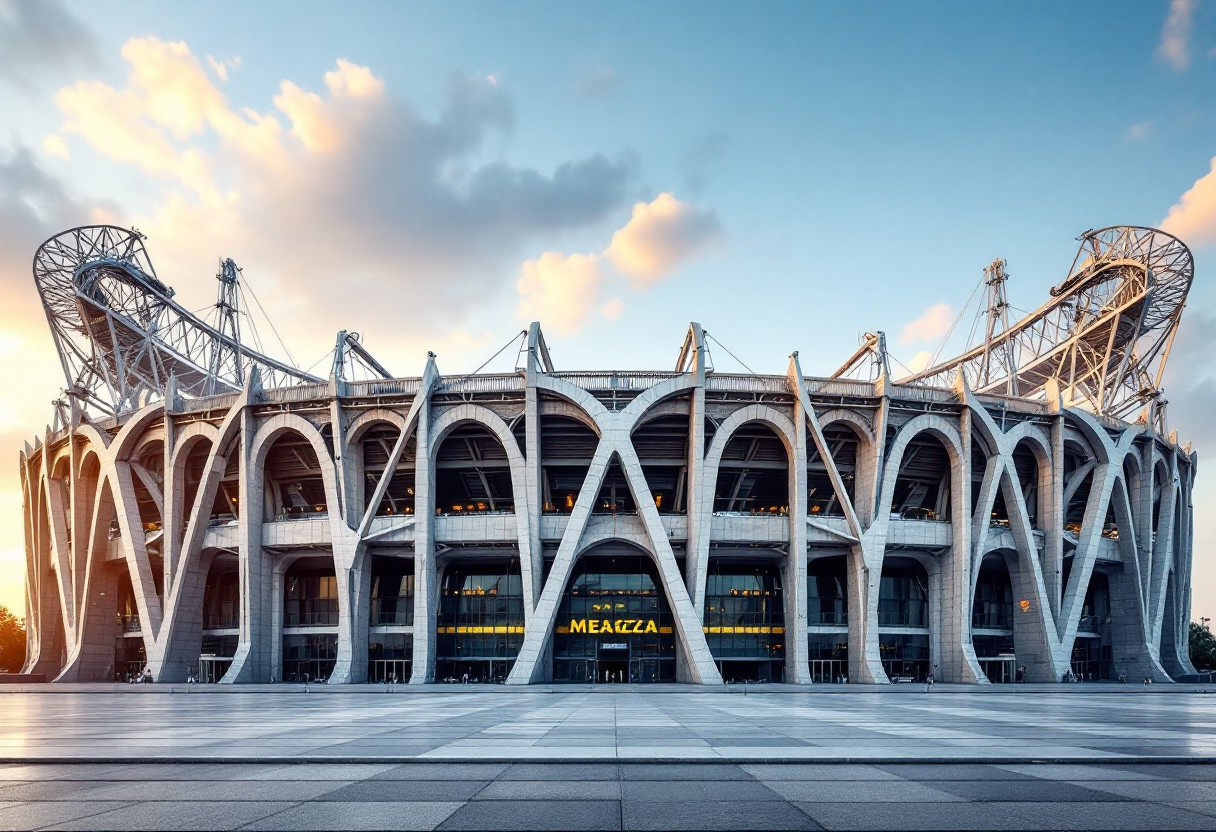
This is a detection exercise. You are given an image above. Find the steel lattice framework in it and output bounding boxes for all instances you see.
[898,226,1193,419]
[34,225,323,415]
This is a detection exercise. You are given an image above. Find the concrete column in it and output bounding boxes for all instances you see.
[409,389,435,684]
[785,390,809,683]
[938,412,982,683]
[227,409,273,683]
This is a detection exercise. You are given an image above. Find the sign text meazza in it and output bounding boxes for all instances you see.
[569,618,659,635]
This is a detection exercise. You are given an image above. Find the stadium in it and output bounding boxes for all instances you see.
[17,224,1198,685]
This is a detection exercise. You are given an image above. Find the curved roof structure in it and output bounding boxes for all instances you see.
[898,226,1193,419]
[34,225,322,416]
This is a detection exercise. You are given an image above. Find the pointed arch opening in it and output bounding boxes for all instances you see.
[891,433,951,521]
[360,423,416,518]
[714,422,789,515]
[631,414,689,514]
[435,423,515,515]
[540,415,599,514]
[263,431,327,522]
[808,425,859,517]
[551,546,676,683]
[1011,439,1043,530]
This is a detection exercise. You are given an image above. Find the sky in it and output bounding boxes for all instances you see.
[2,0,1216,622]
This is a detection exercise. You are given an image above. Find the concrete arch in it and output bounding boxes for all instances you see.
[817,408,875,446]
[537,399,601,436]
[346,408,409,448]
[877,414,965,521]
[249,414,341,518]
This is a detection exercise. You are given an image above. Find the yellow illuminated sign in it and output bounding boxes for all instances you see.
[569,618,658,635]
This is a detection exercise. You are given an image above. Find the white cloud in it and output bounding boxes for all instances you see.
[50,36,634,356]
[1157,0,1195,71]
[516,252,605,336]
[206,54,240,82]
[0,0,98,88]
[515,193,722,336]
[898,302,954,346]
[1161,154,1216,247]
[905,350,934,374]
[40,134,68,159]
[604,192,722,288]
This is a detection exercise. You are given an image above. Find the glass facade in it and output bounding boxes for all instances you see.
[114,635,145,681]
[808,634,849,683]
[552,555,676,683]
[369,632,413,682]
[283,633,337,682]
[878,559,928,628]
[879,558,931,681]
[703,562,784,682]
[808,556,848,625]
[972,559,1013,630]
[283,568,338,627]
[203,567,239,630]
[370,557,414,626]
[435,559,524,683]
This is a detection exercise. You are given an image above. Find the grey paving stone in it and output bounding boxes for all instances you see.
[242,801,463,831]
[620,764,751,781]
[1073,780,1216,801]
[42,800,298,831]
[622,800,821,830]
[319,780,489,801]
[498,763,619,781]
[1106,765,1216,782]
[184,780,355,801]
[1006,801,1216,831]
[436,799,620,831]
[0,780,118,801]
[621,780,783,802]
[0,801,133,832]
[0,765,128,781]
[873,763,1037,781]
[742,765,902,782]
[1166,802,1216,818]
[926,780,1130,802]
[795,801,1041,831]
[247,764,401,780]
[997,764,1165,781]
[372,764,509,781]
[766,781,967,803]
[475,780,621,800]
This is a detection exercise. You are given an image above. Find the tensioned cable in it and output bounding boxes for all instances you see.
[238,277,299,367]
[453,330,528,378]
[928,275,985,369]
[705,332,757,375]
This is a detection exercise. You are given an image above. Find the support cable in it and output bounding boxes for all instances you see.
[705,332,757,375]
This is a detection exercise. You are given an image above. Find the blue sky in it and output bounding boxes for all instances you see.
[1,0,1215,616]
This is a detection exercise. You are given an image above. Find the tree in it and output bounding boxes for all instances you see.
[1190,621,1216,672]
[0,605,25,674]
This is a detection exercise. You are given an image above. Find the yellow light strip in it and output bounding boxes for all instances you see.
[702,626,785,634]
[437,626,525,634]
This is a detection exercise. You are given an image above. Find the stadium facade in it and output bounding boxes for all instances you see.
[18,225,1199,685]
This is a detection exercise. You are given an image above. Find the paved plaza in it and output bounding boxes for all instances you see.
[2,687,1215,830]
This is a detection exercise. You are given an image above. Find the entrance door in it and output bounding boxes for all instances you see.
[600,659,628,683]
[809,659,846,683]
[980,658,1014,684]
[198,657,231,684]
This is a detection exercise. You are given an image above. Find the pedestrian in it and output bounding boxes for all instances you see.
[461,672,469,685]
